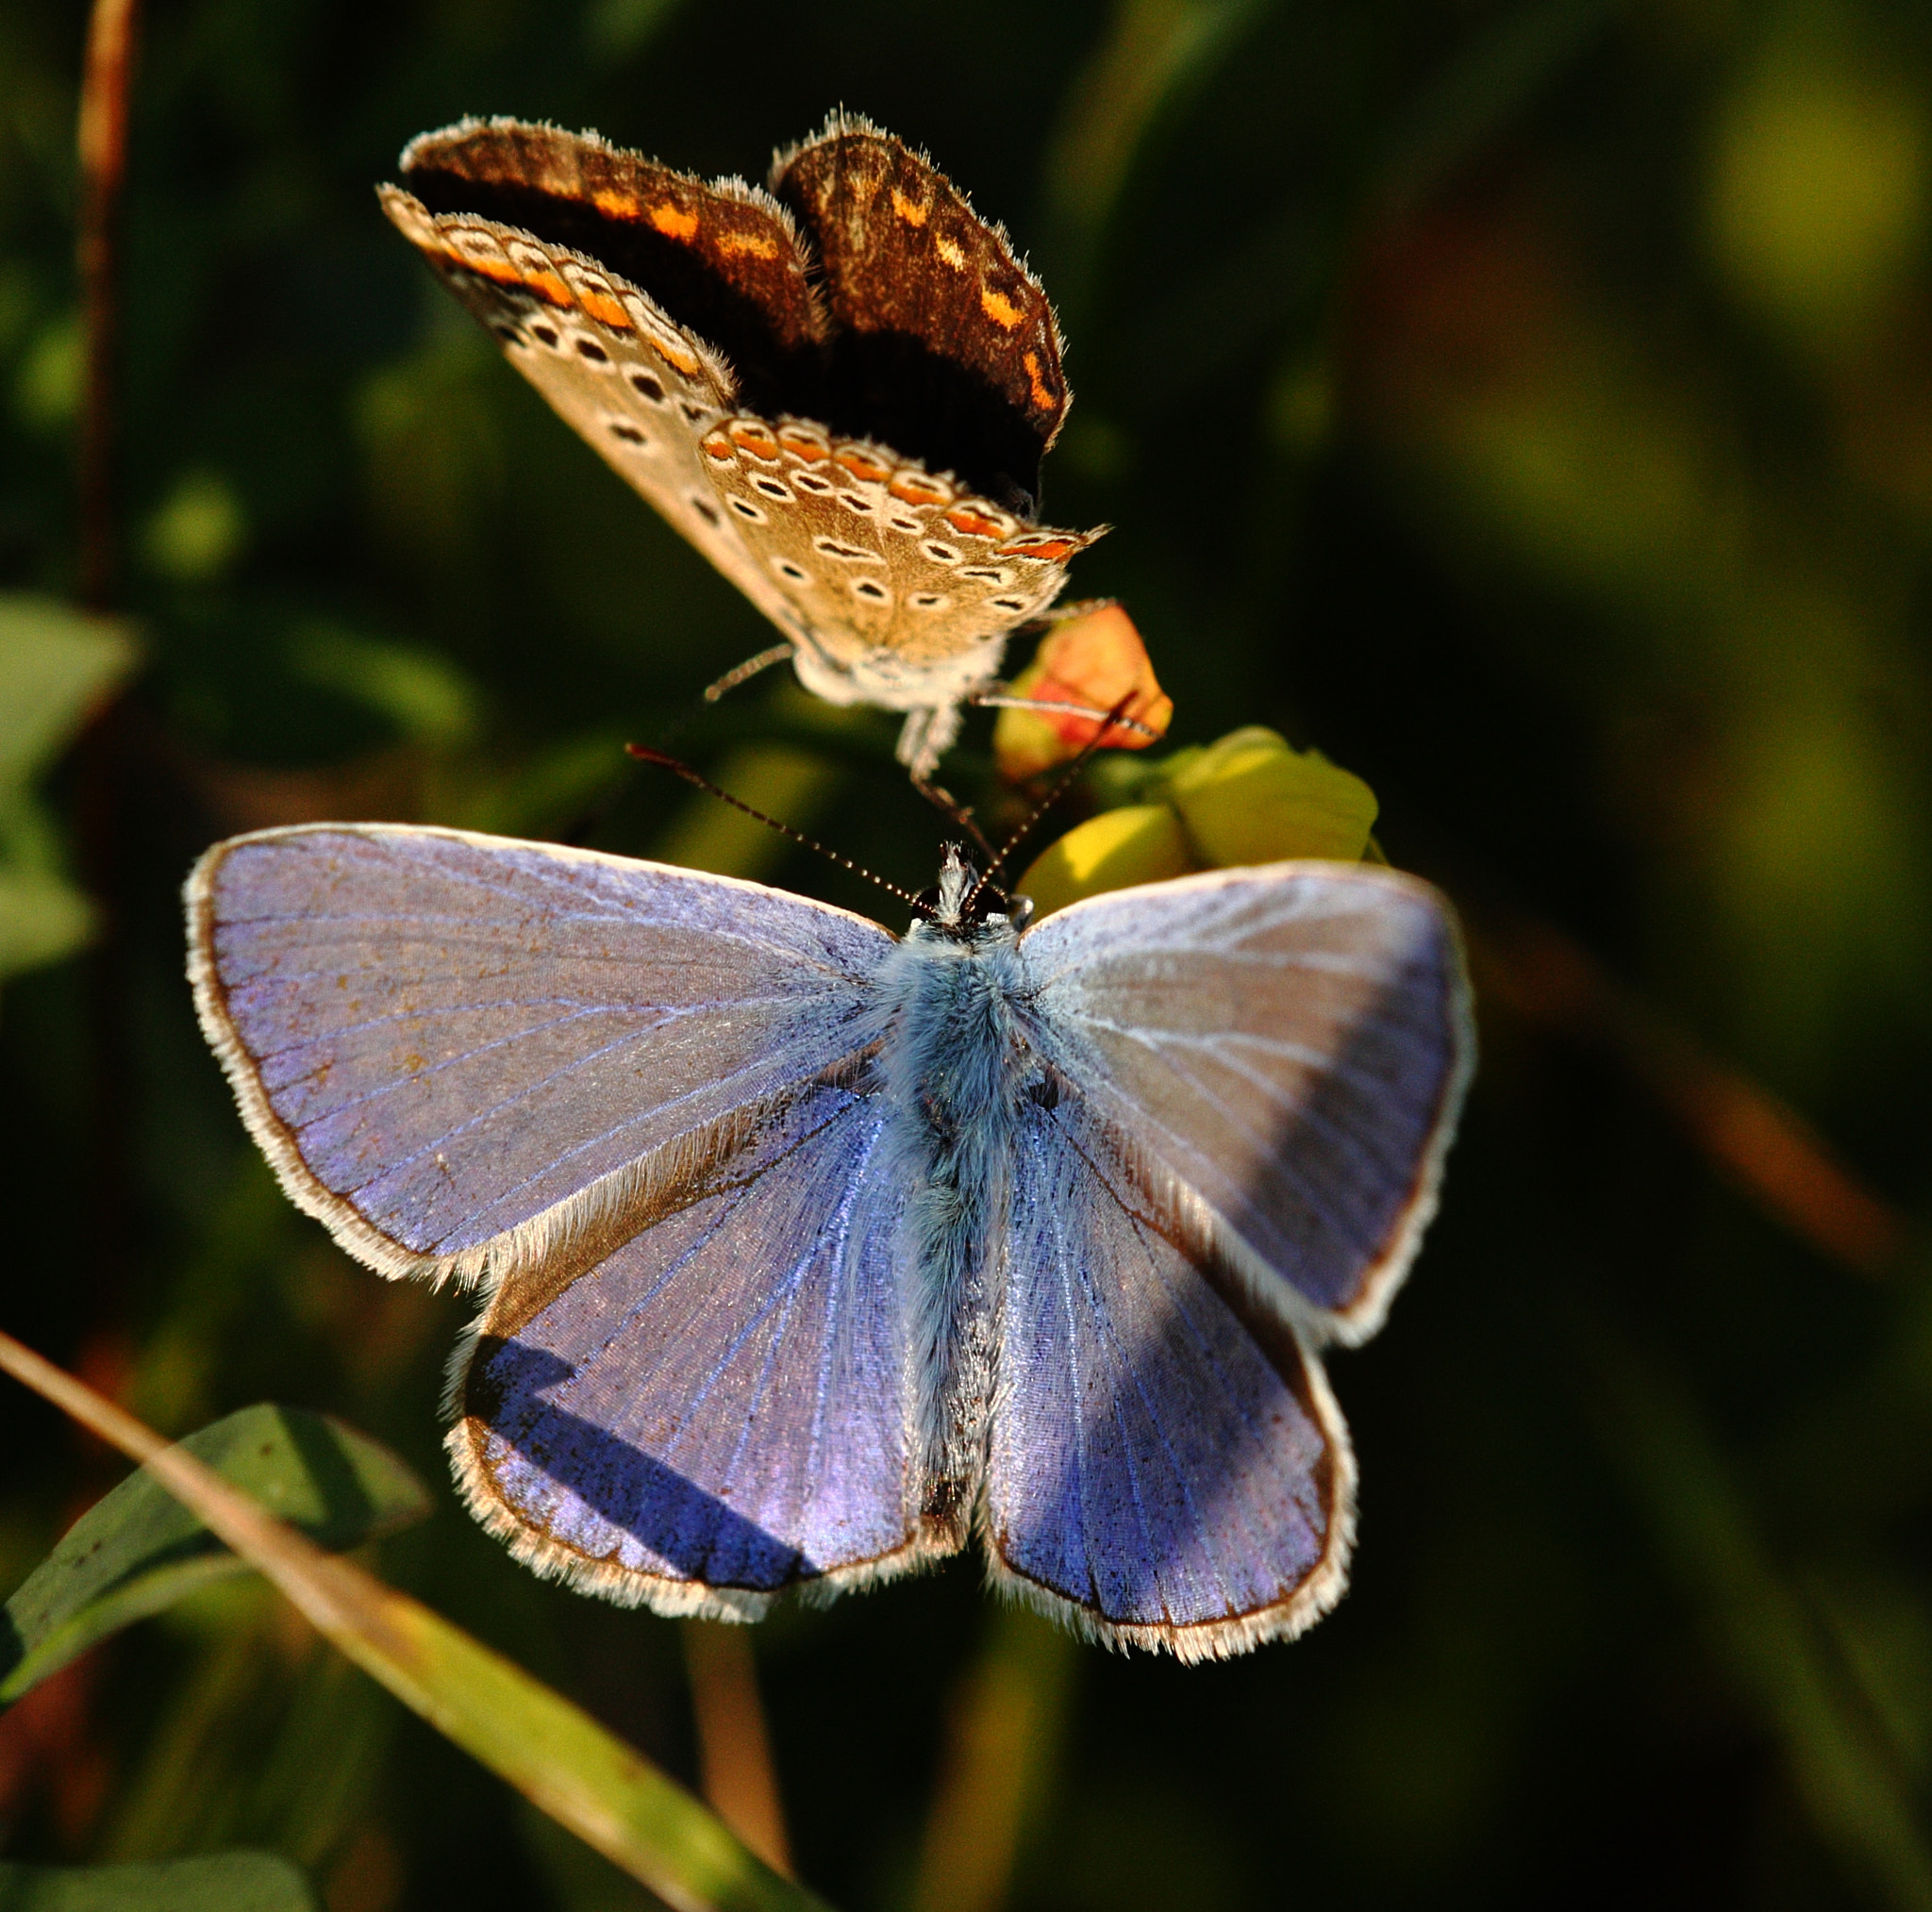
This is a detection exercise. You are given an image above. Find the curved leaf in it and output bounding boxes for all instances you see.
[1,1404,429,1704]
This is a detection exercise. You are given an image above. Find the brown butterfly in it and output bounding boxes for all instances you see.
[381,114,1108,779]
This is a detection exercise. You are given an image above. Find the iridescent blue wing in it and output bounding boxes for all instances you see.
[452,1080,930,1613]
[983,1101,1352,1660]
[1017,864,1472,1342]
[187,824,892,1286]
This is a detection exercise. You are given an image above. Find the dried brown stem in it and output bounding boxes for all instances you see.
[683,1624,793,1878]
[77,0,142,612]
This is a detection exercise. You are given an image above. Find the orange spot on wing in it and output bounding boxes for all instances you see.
[1001,537,1075,562]
[717,230,780,258]
[890,472,952,505]
[980,288,1024,330]
[652,336,702,375]
[576,291,633,329]
[727,420,782,461]
[936,237,966,268]
[835,448,891,482]
[778,425,832,460]
[522,267,575,308]
[649,202,700,242]
[891,189,929,226]
[592,188,642,220]
[458,247,573,309]
[945,506,1007,540]
[702,430,737,463]
[1022,350,1056,411]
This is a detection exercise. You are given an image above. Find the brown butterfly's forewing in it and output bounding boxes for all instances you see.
[382,115,1104,773]
[772,120,1071,513]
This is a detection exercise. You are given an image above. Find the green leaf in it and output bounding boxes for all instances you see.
[0,1853,315,1911]
[286,622,480,750]
[0,593,137,982]
[0,1405,430,1704]
[0,857,95,977]
[0,594,135,786]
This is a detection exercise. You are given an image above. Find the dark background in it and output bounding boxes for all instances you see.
[4,0,1932,1905]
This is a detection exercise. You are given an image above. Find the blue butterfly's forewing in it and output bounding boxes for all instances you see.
[1018,864,1473,1341]
[453,1082,927,1614]
[188,824,892,1285]
[983,1098,1352,1658]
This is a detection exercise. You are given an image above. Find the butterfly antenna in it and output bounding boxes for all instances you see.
[626,743,936,918]
[701,642,796,704]
[964,694,1138,917]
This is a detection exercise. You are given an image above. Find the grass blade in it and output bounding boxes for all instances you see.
[0,1330,833,1912]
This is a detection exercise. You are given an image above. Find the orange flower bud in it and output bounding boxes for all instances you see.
[992,604,1174,780]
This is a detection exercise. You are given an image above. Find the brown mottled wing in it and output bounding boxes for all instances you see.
[772,121,1071,510]
[694,415,1099,678]
[380,187,808,642]
[396,119,826,409]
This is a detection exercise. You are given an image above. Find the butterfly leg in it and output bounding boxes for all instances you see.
[893,705,962,780]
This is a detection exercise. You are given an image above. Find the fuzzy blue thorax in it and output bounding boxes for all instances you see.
[869,848,1037,1540]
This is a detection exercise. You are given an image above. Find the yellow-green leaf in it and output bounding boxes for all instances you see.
[1164,726,1379,866]
[0,593,135,786]
[0,1852,315,1911]
[1015,803,1195,917]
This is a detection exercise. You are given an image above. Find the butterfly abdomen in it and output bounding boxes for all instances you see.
[873,920,1032,1543]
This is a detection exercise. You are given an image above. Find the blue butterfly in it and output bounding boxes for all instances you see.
[187,825,1471,1660]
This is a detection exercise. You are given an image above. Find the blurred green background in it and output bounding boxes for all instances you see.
[4,0,1932,1904]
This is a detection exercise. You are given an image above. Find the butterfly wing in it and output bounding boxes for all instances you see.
[187,823,892,1286]
[379,173,812,643]
[453,1078,928,1616]
[771,116,1072,507]
[1018,864,1473,1342]
[694,416,1099,696]
[982,1099,1352,1660]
